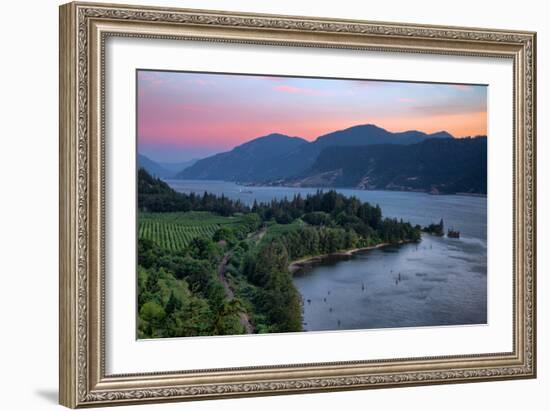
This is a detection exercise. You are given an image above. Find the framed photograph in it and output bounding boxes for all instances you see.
[59,2,537,408]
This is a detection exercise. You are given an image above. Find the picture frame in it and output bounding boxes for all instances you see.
[59,1,537,408]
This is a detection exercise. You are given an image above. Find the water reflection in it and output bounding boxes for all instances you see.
[293,235,487,331]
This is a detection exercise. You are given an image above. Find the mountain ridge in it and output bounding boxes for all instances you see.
[178,124,457,182]
[176,133,308,181]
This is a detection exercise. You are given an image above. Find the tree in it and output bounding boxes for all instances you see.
[302,211,331,226]
[252,241,288,286]
[138,238,161,268]
[145,267,161,294]
[165,291,182,315]
[186,237,220,262]
[212,227,237,246]
[422,219,444,236]
[139,301,166,337]
[263,269,302,332]
[242,212,262,231]
[214,298,246,335]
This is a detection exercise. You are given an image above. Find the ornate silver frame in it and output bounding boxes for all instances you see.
[59,1,536,408]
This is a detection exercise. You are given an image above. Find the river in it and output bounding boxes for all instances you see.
[166,179,487,331]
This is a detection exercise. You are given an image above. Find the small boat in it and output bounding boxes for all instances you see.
[447,229,460,239]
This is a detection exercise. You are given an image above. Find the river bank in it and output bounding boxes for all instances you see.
[288,240,412,274]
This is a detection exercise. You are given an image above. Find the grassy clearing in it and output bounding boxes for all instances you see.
[261,220,305,242]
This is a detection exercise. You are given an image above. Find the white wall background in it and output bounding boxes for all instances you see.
[0,0,546,409]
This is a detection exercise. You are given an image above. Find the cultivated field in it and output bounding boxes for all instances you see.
[138,211,244,251]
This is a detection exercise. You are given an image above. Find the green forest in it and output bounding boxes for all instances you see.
[137,168,422,338]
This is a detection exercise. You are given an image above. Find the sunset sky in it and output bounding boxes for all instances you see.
[137,70,487,162]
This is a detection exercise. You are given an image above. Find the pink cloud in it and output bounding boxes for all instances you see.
[138,71,168,86]
[175,103,213,113]
[261,76,286,82]
[397,97,416,103]
[186,79,214,86]
[274,85,317,95]
[450,84,473,91]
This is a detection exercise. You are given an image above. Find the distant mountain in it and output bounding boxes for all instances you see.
[159,159,199,175]
[138,155,200,178]
[280,137,487,194]
[177,133,308,181]
[313,124,452,149]
[178,124,455,183]
[138,154,172,178]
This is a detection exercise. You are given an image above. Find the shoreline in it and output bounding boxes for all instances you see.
[165,179,486,198]
[288,240,411,274]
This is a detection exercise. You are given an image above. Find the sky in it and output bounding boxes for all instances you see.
[137,70,487,163]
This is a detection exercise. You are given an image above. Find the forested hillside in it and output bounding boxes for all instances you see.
[283,136,487,194]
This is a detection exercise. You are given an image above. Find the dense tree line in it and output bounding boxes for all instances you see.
[252,218,418,273]
[138,168,248,215]
[250,190,384,227]
[251,190,420,249]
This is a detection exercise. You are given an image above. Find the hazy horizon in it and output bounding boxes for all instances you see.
[138,70,487,163]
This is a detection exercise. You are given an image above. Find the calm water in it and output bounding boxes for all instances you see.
[166,179,487,330]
